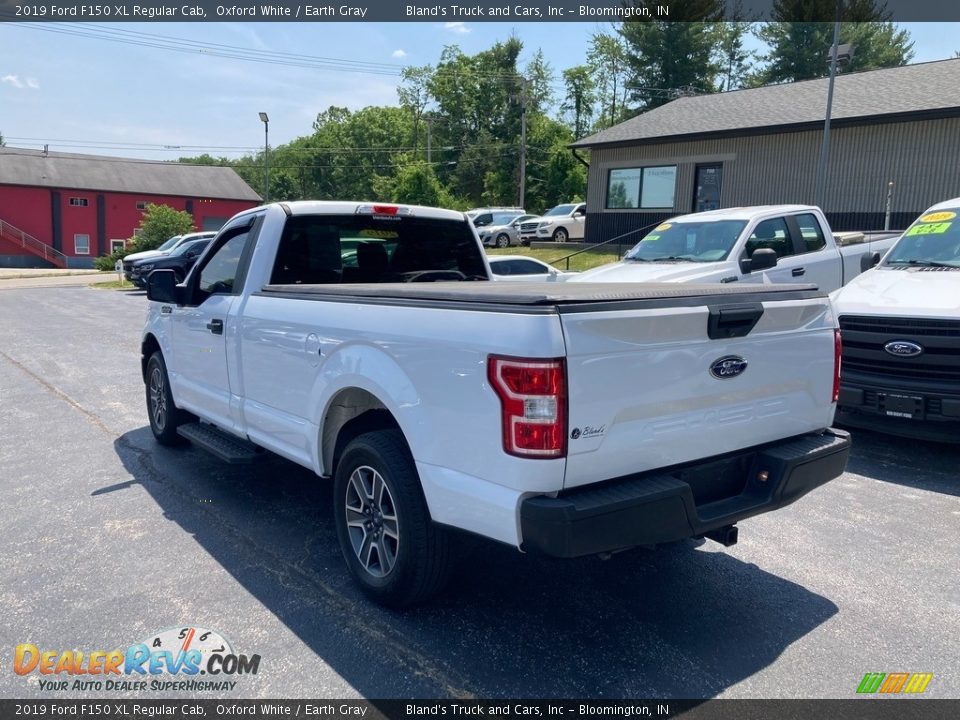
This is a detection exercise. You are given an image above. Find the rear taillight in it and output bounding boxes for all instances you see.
[833,328,842,403]
[488,355,567,458]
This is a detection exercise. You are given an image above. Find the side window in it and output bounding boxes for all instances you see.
[794,213,827,253]
[511,259,549,275]
[199,232,249,294]
[745,218,794,259]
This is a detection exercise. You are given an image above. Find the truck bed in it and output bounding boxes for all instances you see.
[261,281,823,308]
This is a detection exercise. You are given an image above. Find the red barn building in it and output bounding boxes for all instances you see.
[0,147,261,268]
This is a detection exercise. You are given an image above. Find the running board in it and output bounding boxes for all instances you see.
[177,423,265,464]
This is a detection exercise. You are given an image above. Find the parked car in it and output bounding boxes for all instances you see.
[130,236,212,288]
[571,205,898,293]
[123,231,216,281]
[142,200,849,606]
[488,255,575,281]
[466,207,525,227]
[832,198,960,442]
[476,213,539,248]
[534,203,587,243]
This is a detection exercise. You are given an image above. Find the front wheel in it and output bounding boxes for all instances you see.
[334,429,454,607]
[495,233,510,248]
[553,228,569,243]
[145,352,186,445]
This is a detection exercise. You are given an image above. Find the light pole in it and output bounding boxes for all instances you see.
[259,112,270,202]
[814,1,854,209]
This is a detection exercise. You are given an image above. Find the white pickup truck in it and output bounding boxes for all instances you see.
[141,201,851,606]
[572,205,897,292]
[832,198,960,443]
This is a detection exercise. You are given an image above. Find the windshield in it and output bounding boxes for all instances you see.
[157,235,181,252]
[544,204,576,217]
[171,239,206,256]
[489,213,521,226]
[884,208,960,267]
[623,220,748,263]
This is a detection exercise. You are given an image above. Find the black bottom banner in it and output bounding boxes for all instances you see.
[1,700,957,720]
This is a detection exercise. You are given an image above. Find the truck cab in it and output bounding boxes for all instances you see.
[573,205,897,293]
[832,198,960,442]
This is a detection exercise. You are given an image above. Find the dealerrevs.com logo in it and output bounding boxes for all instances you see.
[14,626,260,692]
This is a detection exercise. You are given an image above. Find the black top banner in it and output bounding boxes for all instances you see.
[1,0,958,23]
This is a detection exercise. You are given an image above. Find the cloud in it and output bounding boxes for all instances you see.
[391,49,407,59]
[1,75,39,90]
[444,22,470,34]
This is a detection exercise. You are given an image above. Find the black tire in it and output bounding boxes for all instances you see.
[145,351,187,445]
[495,233,510,248]
[553,227,569,243]
[334,429,454,607]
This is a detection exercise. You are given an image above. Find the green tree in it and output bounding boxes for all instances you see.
[716,4,756,91]
[561,65,597,139]
[754,1,913,84]
[94,203,196,269]
[587,32,631,129]
[397,65,433,158]
[620,0,725,109]
[375,161,462,208]
[0,131,5,147]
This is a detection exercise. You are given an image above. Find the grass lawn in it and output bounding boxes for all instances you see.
[486,246,621,272]
[91,280,139,290]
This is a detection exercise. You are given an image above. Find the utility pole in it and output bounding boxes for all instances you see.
[517,77,529,210]
[425,117,434,164]
[814,4,842,209]
[258,112,270,202]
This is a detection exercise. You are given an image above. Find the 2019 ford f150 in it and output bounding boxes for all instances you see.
[141,201,851,606]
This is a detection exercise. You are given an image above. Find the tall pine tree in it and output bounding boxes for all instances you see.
[619,0,725,109]
[755,0,913,84]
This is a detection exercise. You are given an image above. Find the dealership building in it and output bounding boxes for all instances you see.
[571,59,960,243]
[0,147,261,268]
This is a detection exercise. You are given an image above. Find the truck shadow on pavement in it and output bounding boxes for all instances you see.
[108,427,838,699]
[843,428,959,497]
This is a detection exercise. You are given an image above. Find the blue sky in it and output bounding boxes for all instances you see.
[0,21,955,159]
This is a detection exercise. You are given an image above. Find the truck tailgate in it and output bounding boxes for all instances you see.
[560,291,838,489]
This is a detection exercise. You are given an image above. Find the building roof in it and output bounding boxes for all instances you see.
[572,58,960,149]
[0,147,262,201]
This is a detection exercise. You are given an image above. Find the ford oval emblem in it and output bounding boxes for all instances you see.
[710,355,748,379]
[884,340,924,358]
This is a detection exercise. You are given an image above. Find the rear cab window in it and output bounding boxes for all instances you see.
[270,213,489,285]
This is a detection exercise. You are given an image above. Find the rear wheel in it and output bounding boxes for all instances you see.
[146,352,187,445]
[495,233,510,248]
[553,227,569,243]
[334,429,454,607]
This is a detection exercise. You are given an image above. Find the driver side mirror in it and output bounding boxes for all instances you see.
[861,252,881,272]
[147,269,184,305]
[741,248,778,274]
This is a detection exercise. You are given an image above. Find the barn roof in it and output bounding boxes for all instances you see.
[572,58,960,149]
[0,147,262,201]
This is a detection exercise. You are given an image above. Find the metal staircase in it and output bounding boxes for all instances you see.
[0,218,68,268]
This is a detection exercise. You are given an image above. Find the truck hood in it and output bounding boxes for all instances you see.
[124,249,166,263]
[570,260,729,284]
[832,267,960,318]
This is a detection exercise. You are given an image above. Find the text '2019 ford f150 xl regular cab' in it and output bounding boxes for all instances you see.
[142,201,850,606]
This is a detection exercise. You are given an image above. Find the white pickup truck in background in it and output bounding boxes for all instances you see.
[141,201,850,606]
[832,198,960,443]
[572,205,897,292]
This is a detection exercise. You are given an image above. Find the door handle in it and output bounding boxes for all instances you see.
[206,319,224,335]
[792,267,806,277]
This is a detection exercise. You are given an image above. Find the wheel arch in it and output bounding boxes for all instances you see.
[320,387,406,478]
[141,333,162,382]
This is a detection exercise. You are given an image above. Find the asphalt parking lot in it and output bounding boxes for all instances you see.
[1,285,958,700]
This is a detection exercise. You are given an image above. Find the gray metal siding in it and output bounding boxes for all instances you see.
[585,117,960,240]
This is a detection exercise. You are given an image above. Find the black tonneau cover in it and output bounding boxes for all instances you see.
[260,281,822,308]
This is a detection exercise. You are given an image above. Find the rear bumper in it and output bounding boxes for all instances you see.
[520,429,850,557]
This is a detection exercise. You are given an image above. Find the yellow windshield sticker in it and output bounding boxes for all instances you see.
[644,234,660,242]
[919,211,957,223]
[655,223,672,231]
[905,222,952,236]
[358,229,398,239]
